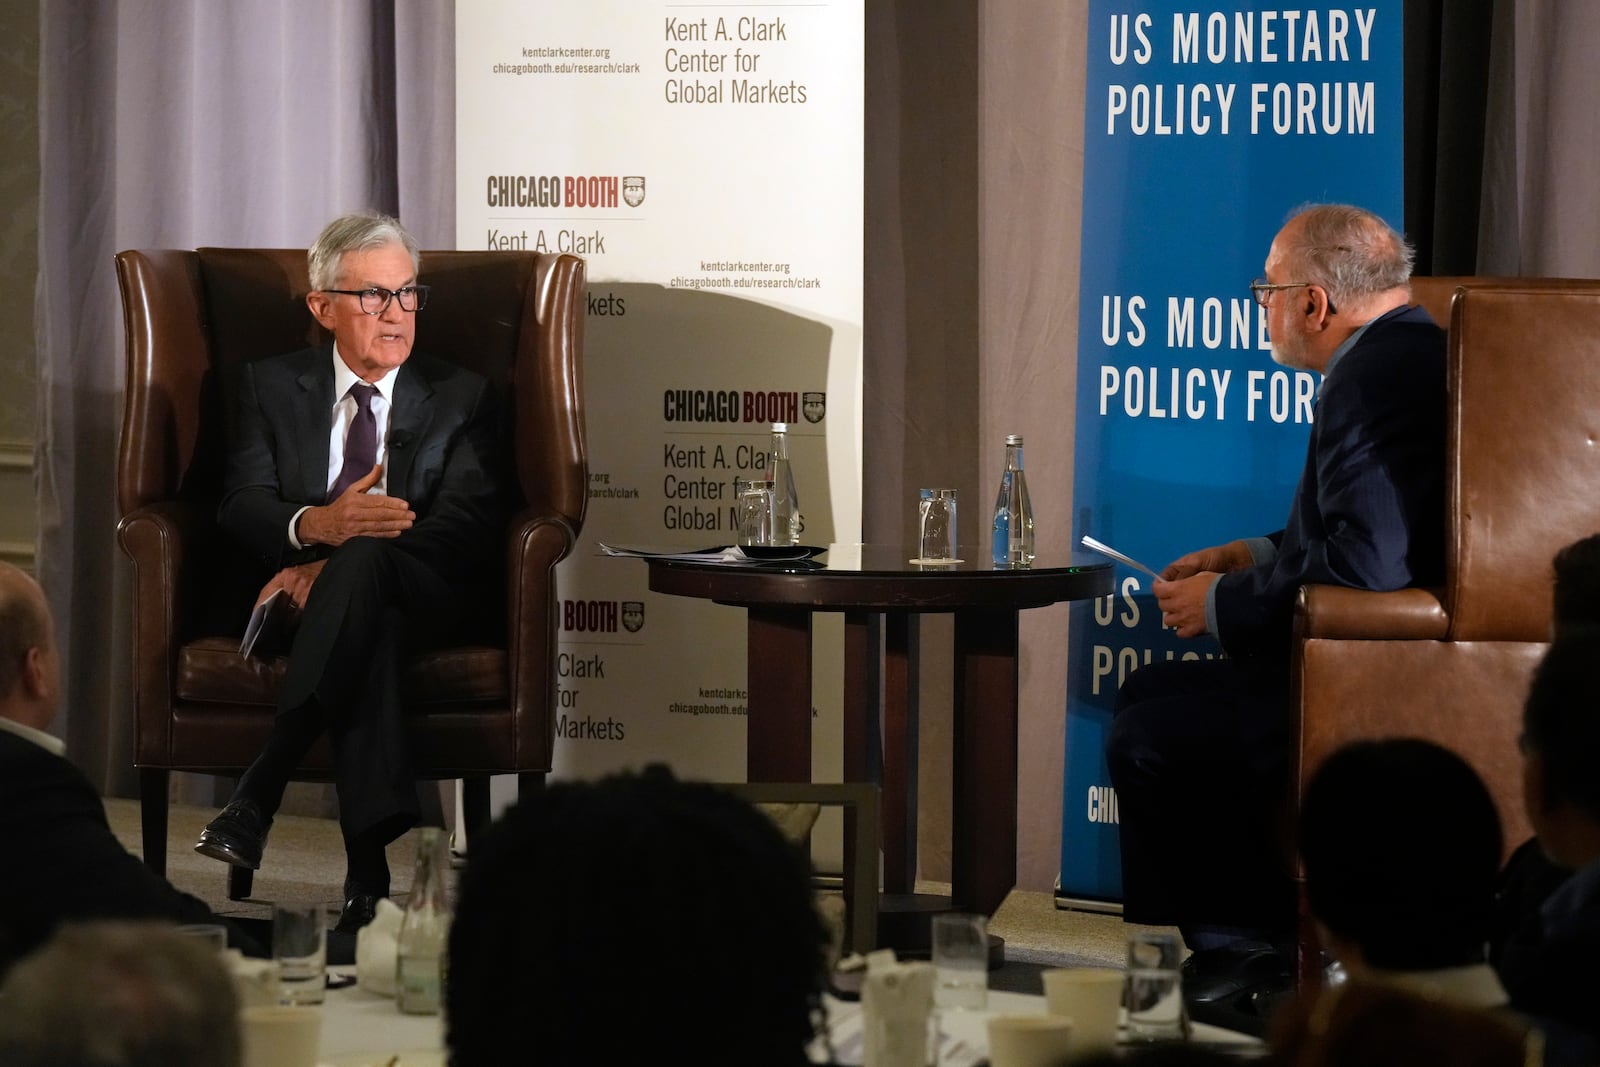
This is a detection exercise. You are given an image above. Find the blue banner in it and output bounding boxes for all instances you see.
[1061,2,1405,902]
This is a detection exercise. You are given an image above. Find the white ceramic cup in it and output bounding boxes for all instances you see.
[240,1005,322,1067]
[986,1014,1075,1067]
[1041,967,1125,1058]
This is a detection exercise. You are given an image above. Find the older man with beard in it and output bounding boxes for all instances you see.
[1104,203,1448,1016]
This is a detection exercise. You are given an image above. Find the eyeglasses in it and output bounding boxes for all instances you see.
[1249,278,1313,308]
[323,285,431,315]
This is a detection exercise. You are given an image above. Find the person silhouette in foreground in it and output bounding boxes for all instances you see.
[445,765,830,1067]
[0,919,242,1067]
[1496,626,1600,1061]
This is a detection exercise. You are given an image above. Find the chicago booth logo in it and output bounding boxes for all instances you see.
[802,391,826,424]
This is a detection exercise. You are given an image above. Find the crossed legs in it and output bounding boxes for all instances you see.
[201,538,460,904]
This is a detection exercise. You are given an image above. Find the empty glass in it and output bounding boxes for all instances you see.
[272,902,326,1006]
[735,477,774,547]
[915,488,959,563]
[932,912,988,1011]
[1125,930,1186,1042]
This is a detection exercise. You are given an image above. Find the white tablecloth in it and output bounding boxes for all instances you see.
[816,989,1263,1065]
[311,971,1262,1065]
[315,968,444,1066]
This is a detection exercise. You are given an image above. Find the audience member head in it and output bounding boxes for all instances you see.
[1300,738,1501,972]
[305,210,420,293]
[1550,533,1600,631]
[445,765,830,1067]
[1271,981,1534,1067]
[0,920,242,1067]
[0,562,58,729]
[1520,625,1600,869]
[1262,203,1413,373]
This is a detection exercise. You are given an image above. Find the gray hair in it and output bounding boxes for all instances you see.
[307,210,421,291]
[1282,203,1414,308]
[0,921,242,1067]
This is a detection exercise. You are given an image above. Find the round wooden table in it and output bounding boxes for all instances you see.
[647,545,1113,930]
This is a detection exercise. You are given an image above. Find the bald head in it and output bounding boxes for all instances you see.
[0,563,56,725]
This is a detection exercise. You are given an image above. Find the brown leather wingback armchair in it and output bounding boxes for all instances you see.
[116,248,586,897]
[1290,280,1600,986]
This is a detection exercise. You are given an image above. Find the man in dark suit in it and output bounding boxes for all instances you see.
[1105,204,1447,1011]
[0,562,257,975]
[194,212,504,932]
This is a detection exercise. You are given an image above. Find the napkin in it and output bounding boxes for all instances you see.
[355,897,406,996]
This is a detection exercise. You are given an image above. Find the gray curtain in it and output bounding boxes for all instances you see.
[36,0,455,800]
[1478,1,1600,276]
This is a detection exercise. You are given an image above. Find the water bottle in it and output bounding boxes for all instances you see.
[396,827,452,1014]
[990,434,1035,567]
[766,422,801,546]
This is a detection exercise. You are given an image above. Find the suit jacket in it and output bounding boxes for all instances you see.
[218,344,505,585]
[0,730,244,974]
[1214,305,1447,660]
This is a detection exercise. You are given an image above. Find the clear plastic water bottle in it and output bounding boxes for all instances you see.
[766,422,801,546]
[396,827,452,1014]
[991,434,1035,567]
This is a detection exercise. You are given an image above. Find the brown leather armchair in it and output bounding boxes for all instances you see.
[1290,280,1600,986]
[116,248,586,897]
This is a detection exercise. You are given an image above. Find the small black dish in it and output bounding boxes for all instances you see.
[737,544,826,560]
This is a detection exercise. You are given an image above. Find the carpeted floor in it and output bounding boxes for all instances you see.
[104,797,1172,993]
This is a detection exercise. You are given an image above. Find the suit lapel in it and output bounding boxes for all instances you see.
[385,361,436,499]
[294,350,335,504]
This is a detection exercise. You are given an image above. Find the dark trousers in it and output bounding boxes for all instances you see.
[236,538,463,846]
[1104,657,1295,934]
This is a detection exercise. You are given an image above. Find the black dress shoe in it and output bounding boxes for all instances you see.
[195,798,272,870]
[333,893,381,935]
[1181,944,1292,1005]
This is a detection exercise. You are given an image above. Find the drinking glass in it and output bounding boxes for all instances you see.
[272,901,327,1006]
[176,922,228,954]
[916,488,959,563]
[931,912,988,1011]
[734,477,774,547]
[1125,930,1186,1042]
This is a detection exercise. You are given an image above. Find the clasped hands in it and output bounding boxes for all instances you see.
[1151,539,1253,638]
[253,465,415,610]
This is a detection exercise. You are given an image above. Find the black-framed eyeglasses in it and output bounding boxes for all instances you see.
[1249,278,1312,308]
[323,285,430,315]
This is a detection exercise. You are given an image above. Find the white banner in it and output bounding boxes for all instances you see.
[456,3,864,843]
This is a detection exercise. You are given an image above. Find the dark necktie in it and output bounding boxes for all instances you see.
[329,383,378,501]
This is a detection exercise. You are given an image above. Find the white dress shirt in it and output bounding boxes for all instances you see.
[288,345,398,549]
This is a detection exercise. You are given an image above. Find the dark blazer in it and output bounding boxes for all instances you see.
[0,730,248,974]
[218,344,504,584]
[1214,305,1447,660]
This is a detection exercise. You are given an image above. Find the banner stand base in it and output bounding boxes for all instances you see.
[1052,891,1123,916]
